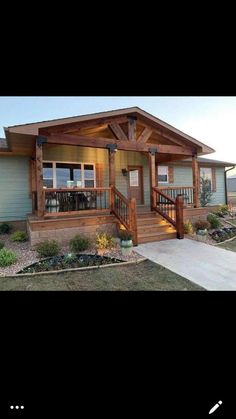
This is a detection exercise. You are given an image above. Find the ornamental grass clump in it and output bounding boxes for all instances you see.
[207,213,221,229]
[194,219,210,232]
[11,230,28,242]
[36,240,60,258]
[0,248,17,267]
[70,235,90,252]
[183,220,193,234]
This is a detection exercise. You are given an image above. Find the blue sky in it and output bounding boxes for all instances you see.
[1,96,236,169]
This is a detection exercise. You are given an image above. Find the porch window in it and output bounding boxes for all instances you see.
[200,167,212,191]
[158,166,168,183]
[43,163,53,188]
[43,161,95,188]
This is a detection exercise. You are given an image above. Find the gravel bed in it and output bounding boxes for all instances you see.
[0,235,144,277]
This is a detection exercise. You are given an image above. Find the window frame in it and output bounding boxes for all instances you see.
[200,167,212,192]
[43,161,96,189]
[157,165,169,184]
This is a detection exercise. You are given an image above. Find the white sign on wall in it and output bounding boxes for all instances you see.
[129,170,139,187]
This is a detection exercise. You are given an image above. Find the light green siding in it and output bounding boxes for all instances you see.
[43,146,151,204]
[43,146,226,206]
[0,156,32,221]
[158,165,226,205]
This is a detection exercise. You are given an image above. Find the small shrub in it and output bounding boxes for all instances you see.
[207,213,221,229]
[0,248,17,267]
[218,204,229,215]
[11,230,28,242]
[0,241,5,250]
[118,230,133,241]
[36,240,60,258]
[0,223,12,234]
[194,219,211,231]
[183,220,193,234]
[96,232,114,250]
[70,235,89,252]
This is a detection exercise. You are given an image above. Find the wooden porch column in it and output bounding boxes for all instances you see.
[149,148,157,209]
[192,154,199,208]
[36,136,46,218]
[107,144,117,211]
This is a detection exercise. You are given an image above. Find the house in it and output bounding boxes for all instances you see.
[0,107,235,245]
[227,174,236,206]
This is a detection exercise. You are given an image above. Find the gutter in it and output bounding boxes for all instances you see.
[225,166,235,205]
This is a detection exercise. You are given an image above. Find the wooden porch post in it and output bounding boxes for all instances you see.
[192,154,199,208]
[149,148,157,209]
[36,136,46,218]
[107,144,117,211]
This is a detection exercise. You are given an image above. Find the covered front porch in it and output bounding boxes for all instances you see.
[5,107,214,245]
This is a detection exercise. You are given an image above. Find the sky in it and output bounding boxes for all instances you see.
[1,96,236,174]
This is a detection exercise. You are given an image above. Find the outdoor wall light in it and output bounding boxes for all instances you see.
[122,168,128,176]
[106,143,118,152]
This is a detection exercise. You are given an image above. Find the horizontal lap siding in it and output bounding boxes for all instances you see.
[159,165,226,205]
[43,146,150,205]
[0,157,32,221]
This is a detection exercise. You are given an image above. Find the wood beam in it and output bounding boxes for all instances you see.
[192,154,199,208]
[40,116,128,135]
[108,123,128,141]
[137,127,153,143]
[46,133,194,155]
[128,117,137,141]
[108,149,116,188]
[35,137,44,218]
[149,150,157,208]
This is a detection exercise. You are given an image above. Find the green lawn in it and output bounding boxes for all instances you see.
[217,238,236,252]
[0,260,203,291]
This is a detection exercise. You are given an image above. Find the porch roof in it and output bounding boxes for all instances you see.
[2,107,215,157]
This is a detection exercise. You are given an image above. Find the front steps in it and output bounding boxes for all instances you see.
[137,210,177,244]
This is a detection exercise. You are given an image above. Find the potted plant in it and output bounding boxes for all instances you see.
[194,220,210,242]
[119,230,133,255]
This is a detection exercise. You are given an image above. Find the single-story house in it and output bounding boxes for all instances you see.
[0,107,235,245]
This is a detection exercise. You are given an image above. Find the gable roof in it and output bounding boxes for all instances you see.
[5,106,215,155]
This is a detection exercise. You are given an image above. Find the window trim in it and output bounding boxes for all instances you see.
[43,161,96,188]
[200,167,212,192]
[157,165,169,184]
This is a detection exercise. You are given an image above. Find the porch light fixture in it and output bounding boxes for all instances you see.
[148,147,158,156]
[106,143,118,152]
[122,168,128,176]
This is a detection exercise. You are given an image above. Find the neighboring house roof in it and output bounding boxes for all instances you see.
[4,106,215,155]
[182,157,236,167]
[0,138,8,149]
[227,177,236,192]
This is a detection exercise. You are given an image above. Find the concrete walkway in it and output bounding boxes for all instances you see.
[136,239,236,290]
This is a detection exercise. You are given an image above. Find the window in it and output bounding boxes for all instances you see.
[200,167,212,191]
[43,163,53,188]
[43,162,95,188]
[158,166,168,183]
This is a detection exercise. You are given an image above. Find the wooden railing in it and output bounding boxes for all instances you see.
[158,186,194,207]
[43,188,111,216]
[152,187,184,239]
[111,187,138,245]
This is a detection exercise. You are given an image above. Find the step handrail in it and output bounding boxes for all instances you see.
[111,186,138,245]
[152,187,184,239]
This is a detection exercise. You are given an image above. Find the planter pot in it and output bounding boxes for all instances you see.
[196,229,207,242]
[121,240,133,248]
[121,246,133,256]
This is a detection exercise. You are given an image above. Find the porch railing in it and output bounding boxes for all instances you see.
[43,188,111,216]
[152,187,184,239]
[158,186,194,207]
[111,187,138,245]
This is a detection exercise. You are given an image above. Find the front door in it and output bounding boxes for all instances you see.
[128,166,144,205]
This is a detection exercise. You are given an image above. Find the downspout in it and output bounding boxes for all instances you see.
[225,166,235,205]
